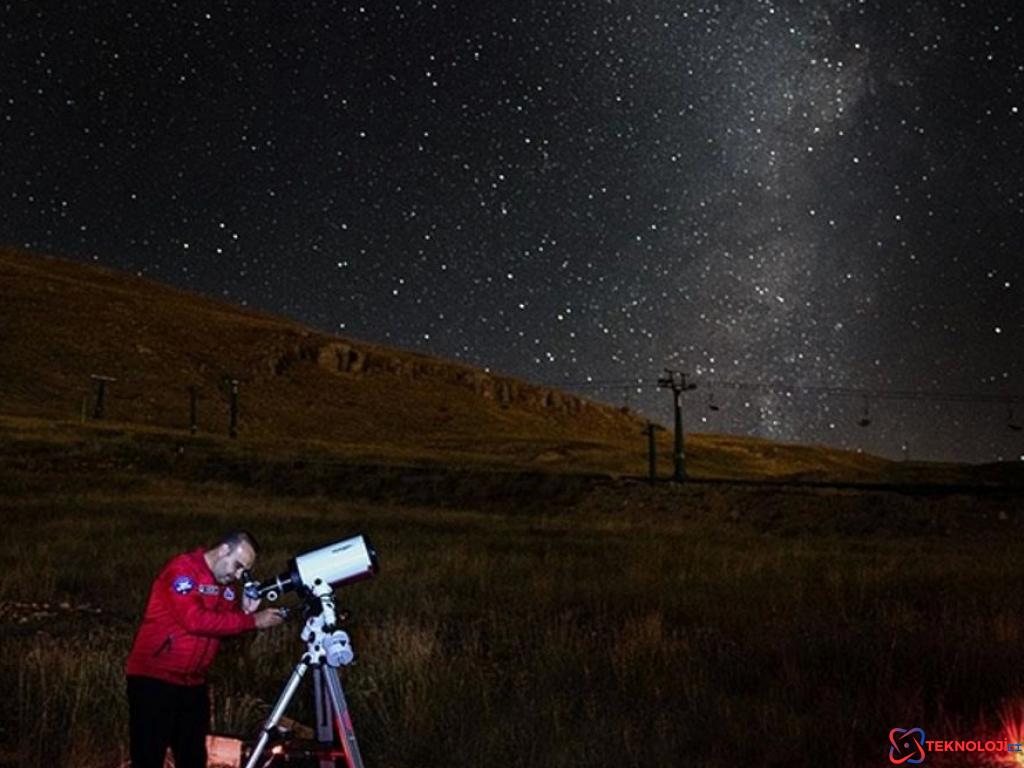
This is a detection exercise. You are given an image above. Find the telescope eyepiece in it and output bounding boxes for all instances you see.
[241,569,260,600]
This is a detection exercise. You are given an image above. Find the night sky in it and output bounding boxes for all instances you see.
[2,1,1022,464]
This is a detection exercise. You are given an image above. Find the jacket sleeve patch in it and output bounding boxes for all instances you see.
[172,575,196,595]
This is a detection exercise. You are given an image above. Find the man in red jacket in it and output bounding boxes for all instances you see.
[126,530,286,768]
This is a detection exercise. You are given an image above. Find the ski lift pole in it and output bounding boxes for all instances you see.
[228,379,239,438]
[188,385,199,435]
[642,422,665,484]
[658,369,697,483]
[90,374,116,420]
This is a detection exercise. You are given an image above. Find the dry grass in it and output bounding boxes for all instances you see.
[2,429,1024,768]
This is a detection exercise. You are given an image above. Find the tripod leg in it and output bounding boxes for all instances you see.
[313,668,333,744]
[313,669,335,768]
[322,667,366,768]
[244,660,310,768]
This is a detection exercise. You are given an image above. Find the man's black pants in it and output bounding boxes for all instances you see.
[127,675,209,768]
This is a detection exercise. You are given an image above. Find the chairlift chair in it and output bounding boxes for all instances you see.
[858,397,872,428]
[1008,405,1023,432]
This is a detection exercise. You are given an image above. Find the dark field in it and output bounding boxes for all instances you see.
[2,425,1024,768]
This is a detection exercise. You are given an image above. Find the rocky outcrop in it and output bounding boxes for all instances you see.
[262,337,595,417]
[267,344,319,376]
[316,342,366,375]
[266,339,593,417]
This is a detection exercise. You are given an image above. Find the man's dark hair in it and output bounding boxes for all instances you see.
[218,529,260,555]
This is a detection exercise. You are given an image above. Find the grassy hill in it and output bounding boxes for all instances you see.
[0,245,650,473]
[1,245,1020,487]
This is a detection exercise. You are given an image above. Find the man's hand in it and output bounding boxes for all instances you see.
[242,594,261,615]
[253,608,286,629]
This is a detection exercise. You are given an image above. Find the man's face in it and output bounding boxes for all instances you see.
[211,541,256,585]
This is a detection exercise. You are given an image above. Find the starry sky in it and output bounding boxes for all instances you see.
[2,1,1022,464]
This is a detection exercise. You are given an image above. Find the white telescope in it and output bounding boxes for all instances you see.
[247,534,378,602]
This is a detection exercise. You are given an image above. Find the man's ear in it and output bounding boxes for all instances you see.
[218,542,232,558]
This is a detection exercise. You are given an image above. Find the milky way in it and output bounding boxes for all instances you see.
[2,1,1022,462]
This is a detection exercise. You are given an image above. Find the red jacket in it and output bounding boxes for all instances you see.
[126,548,256,686]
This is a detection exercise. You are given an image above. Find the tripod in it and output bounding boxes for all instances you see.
[245,583,366,768]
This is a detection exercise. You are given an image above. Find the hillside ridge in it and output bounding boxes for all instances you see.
[4,246,1021,485]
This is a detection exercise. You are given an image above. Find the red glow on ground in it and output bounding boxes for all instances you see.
[991,700,1024,766]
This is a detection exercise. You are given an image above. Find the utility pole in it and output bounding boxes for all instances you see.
[228,379,239,439]
[657,368,696,482]
[89,374,117,420]
[641,422,665,484]
[188,385,199,435]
